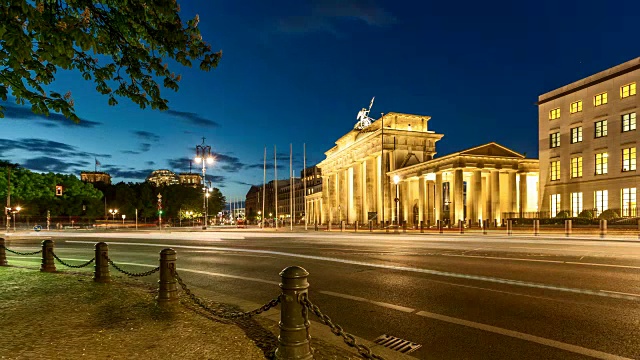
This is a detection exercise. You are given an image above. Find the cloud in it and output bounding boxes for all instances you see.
[22,156,89,173]
[213,152,245,172]
[166,157,193,172]
[146,161,155,166]
[277,0,396,35]
[133,130,160,142]
[233,180,255,186]
[0,138,111,161]
[1,103,102,128]
[121,150,140,155]
[246,162,286,170]
[99,164,153,180]
[165,110,219,128]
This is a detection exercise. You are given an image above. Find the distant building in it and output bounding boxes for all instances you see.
[538,57,640,217]
[179,173,202,188]
[146,169,180,186]
[80,171,111,185]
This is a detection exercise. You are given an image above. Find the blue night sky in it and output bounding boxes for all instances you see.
[1,0,639,200]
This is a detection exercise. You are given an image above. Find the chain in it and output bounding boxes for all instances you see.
[51,252,95,268]
[300,294,385,360]
[1,245,43,256]
[174,270,280,319]
[107,257,160,277]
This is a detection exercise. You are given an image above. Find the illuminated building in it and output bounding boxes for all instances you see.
[80,171,111,185]
[146,169,180,186]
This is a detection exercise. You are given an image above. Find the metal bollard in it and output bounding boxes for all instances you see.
[275,266,312,360]
[599,219,607,238]
[386,221,389,233]
[638,219,640,240]
[459,220,464,234]
[355,221,358,232]
[157,248,178,305]
[369,220,373,232]
[341,221,345,232]
[420,220,424,233]
[403,221,407,233]
[438,220,443,234]
[327,222,331,232]
[40,239,56,272]
[507,220,513,236]
[0,238,7,266]
[533,219,540,236]
[93,242,110,283]
[482,220,487,235]
[565,219,572,237]
[314,223,318,232]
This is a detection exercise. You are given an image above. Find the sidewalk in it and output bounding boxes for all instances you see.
[0,264,409,360]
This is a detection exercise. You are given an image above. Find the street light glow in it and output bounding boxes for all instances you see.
[206,156,214,164]
[15,206,21,212]
[194,156,202,163]
[393,175,400,184]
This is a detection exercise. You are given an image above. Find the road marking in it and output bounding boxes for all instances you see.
[319,291,415,313]
[600,290,640,298]
[415,310,634,360]
[65,240,640,301]
[437,253,640,270]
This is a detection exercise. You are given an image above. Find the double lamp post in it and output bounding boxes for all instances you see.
[195,138,214,230]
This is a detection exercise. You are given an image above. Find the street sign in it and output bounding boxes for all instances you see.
[55,185,63,196]
[368,212,378,221]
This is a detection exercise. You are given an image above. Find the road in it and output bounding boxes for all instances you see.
[4,230,640,359]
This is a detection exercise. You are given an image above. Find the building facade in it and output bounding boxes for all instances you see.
[315,112,539,226]
[146,169,180,186]
[179,173,203,188]
[538,57,639,218]
[80,171,111,184]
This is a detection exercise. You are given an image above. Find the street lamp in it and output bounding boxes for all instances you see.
[393,175,401,226]
[258,211,262,227]
[10,206,21,231]
[186,211,194,227]
[195,137,214,230]
[108,209,118,223]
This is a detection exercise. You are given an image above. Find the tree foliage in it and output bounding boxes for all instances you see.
[0,1,221,122]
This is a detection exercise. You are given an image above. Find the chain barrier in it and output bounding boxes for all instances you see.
[51,252,95,268]
[0,245,43,256]
[107,257,160,277]
[300,294,385,360]
[174,270,280,319]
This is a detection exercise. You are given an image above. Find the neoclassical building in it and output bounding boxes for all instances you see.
[311,112,539,226]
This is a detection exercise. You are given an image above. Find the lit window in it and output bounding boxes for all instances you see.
[571,192,583,217]
[594,92,608,106]
[621,188,637,217]
[595,120,607,138]
[570,100,583,113]
[550,160,560,181]
[622,112,636,132]
[594,190,608,216]
[571,157,582,178]
[622,147,636,171]
[570,126,582,143]
[551,194,561,216]
[595,153,608,175]
[549,132,560,148]
[620,83,636,99]
[549,108,561,120]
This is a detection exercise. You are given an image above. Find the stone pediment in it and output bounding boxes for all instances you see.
[459,143,524,158]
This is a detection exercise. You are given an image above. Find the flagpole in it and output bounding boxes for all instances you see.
[290,143,293,231]
[262,146,266,229]
[274,145,278,230]
[304,143,307,231]
[381,112,385,229]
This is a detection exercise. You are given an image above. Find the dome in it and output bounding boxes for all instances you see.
[146,169,180,186]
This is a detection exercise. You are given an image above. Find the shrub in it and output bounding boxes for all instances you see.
[578,210,595,219]
[598,209,620,220]
[555,210,570,218]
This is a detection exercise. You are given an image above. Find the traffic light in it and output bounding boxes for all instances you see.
[55,185,63,196]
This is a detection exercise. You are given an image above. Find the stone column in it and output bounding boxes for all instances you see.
[361,160,368,223]
[490,170,500,223]
[376,155,383,223]
[435,172,442,222]
[454,169,464,223]
[519,173,528,216]
[508,171,517,215]
[348,166,355,224]
[418,177,425,224]
[470,170,482,225]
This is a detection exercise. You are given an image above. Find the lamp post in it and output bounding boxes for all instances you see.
[186,211,194,227]
[195,137,214,230]
[10,206,21,231]
[108,209,118,226]
[258,211,262,227]
[393,175,401,226]
[121,214,126,226]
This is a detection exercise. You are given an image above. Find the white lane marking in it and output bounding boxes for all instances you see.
[415,310,634,360]
[65,240,640,301]
[437,253,640,270]
[600,290,640,298]
[318,291,415,313]
[564,261,640,269]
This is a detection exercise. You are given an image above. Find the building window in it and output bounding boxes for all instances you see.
[594,120,607,138]
[621,188,637,217]
[570,100,582,114]
[595,152,608,175]
[550,160,560,181]
[622,112,636,132]
[551,194,561,216]
[549,108,561,120]
[622,147,636,171]
[550,132,560,148]
[570,126,582,143]
[594,92,608,106]
[620,83,636,99]
[595,190,608,216]
[571,157,582,178]
[571,192,583,217]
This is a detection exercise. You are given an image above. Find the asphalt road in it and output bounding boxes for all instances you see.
[4,231,640,360]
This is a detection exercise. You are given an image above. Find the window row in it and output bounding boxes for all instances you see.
[548,82,636,119]
[548,113,637,148]
[550,188,637,217]
[549,147,636,180]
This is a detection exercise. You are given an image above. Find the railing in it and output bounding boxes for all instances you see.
[0,237,385,360]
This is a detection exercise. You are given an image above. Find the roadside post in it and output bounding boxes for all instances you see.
[565,219,572,237]
[599,219,607,238]
[93,242,110,283]
[40,239,56,272]
[157,248,178,305]
[420,220,424,233]
[275,266,312,360]
[507,219,513,236]
[0,237,7,266]
[533,219,540,236]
